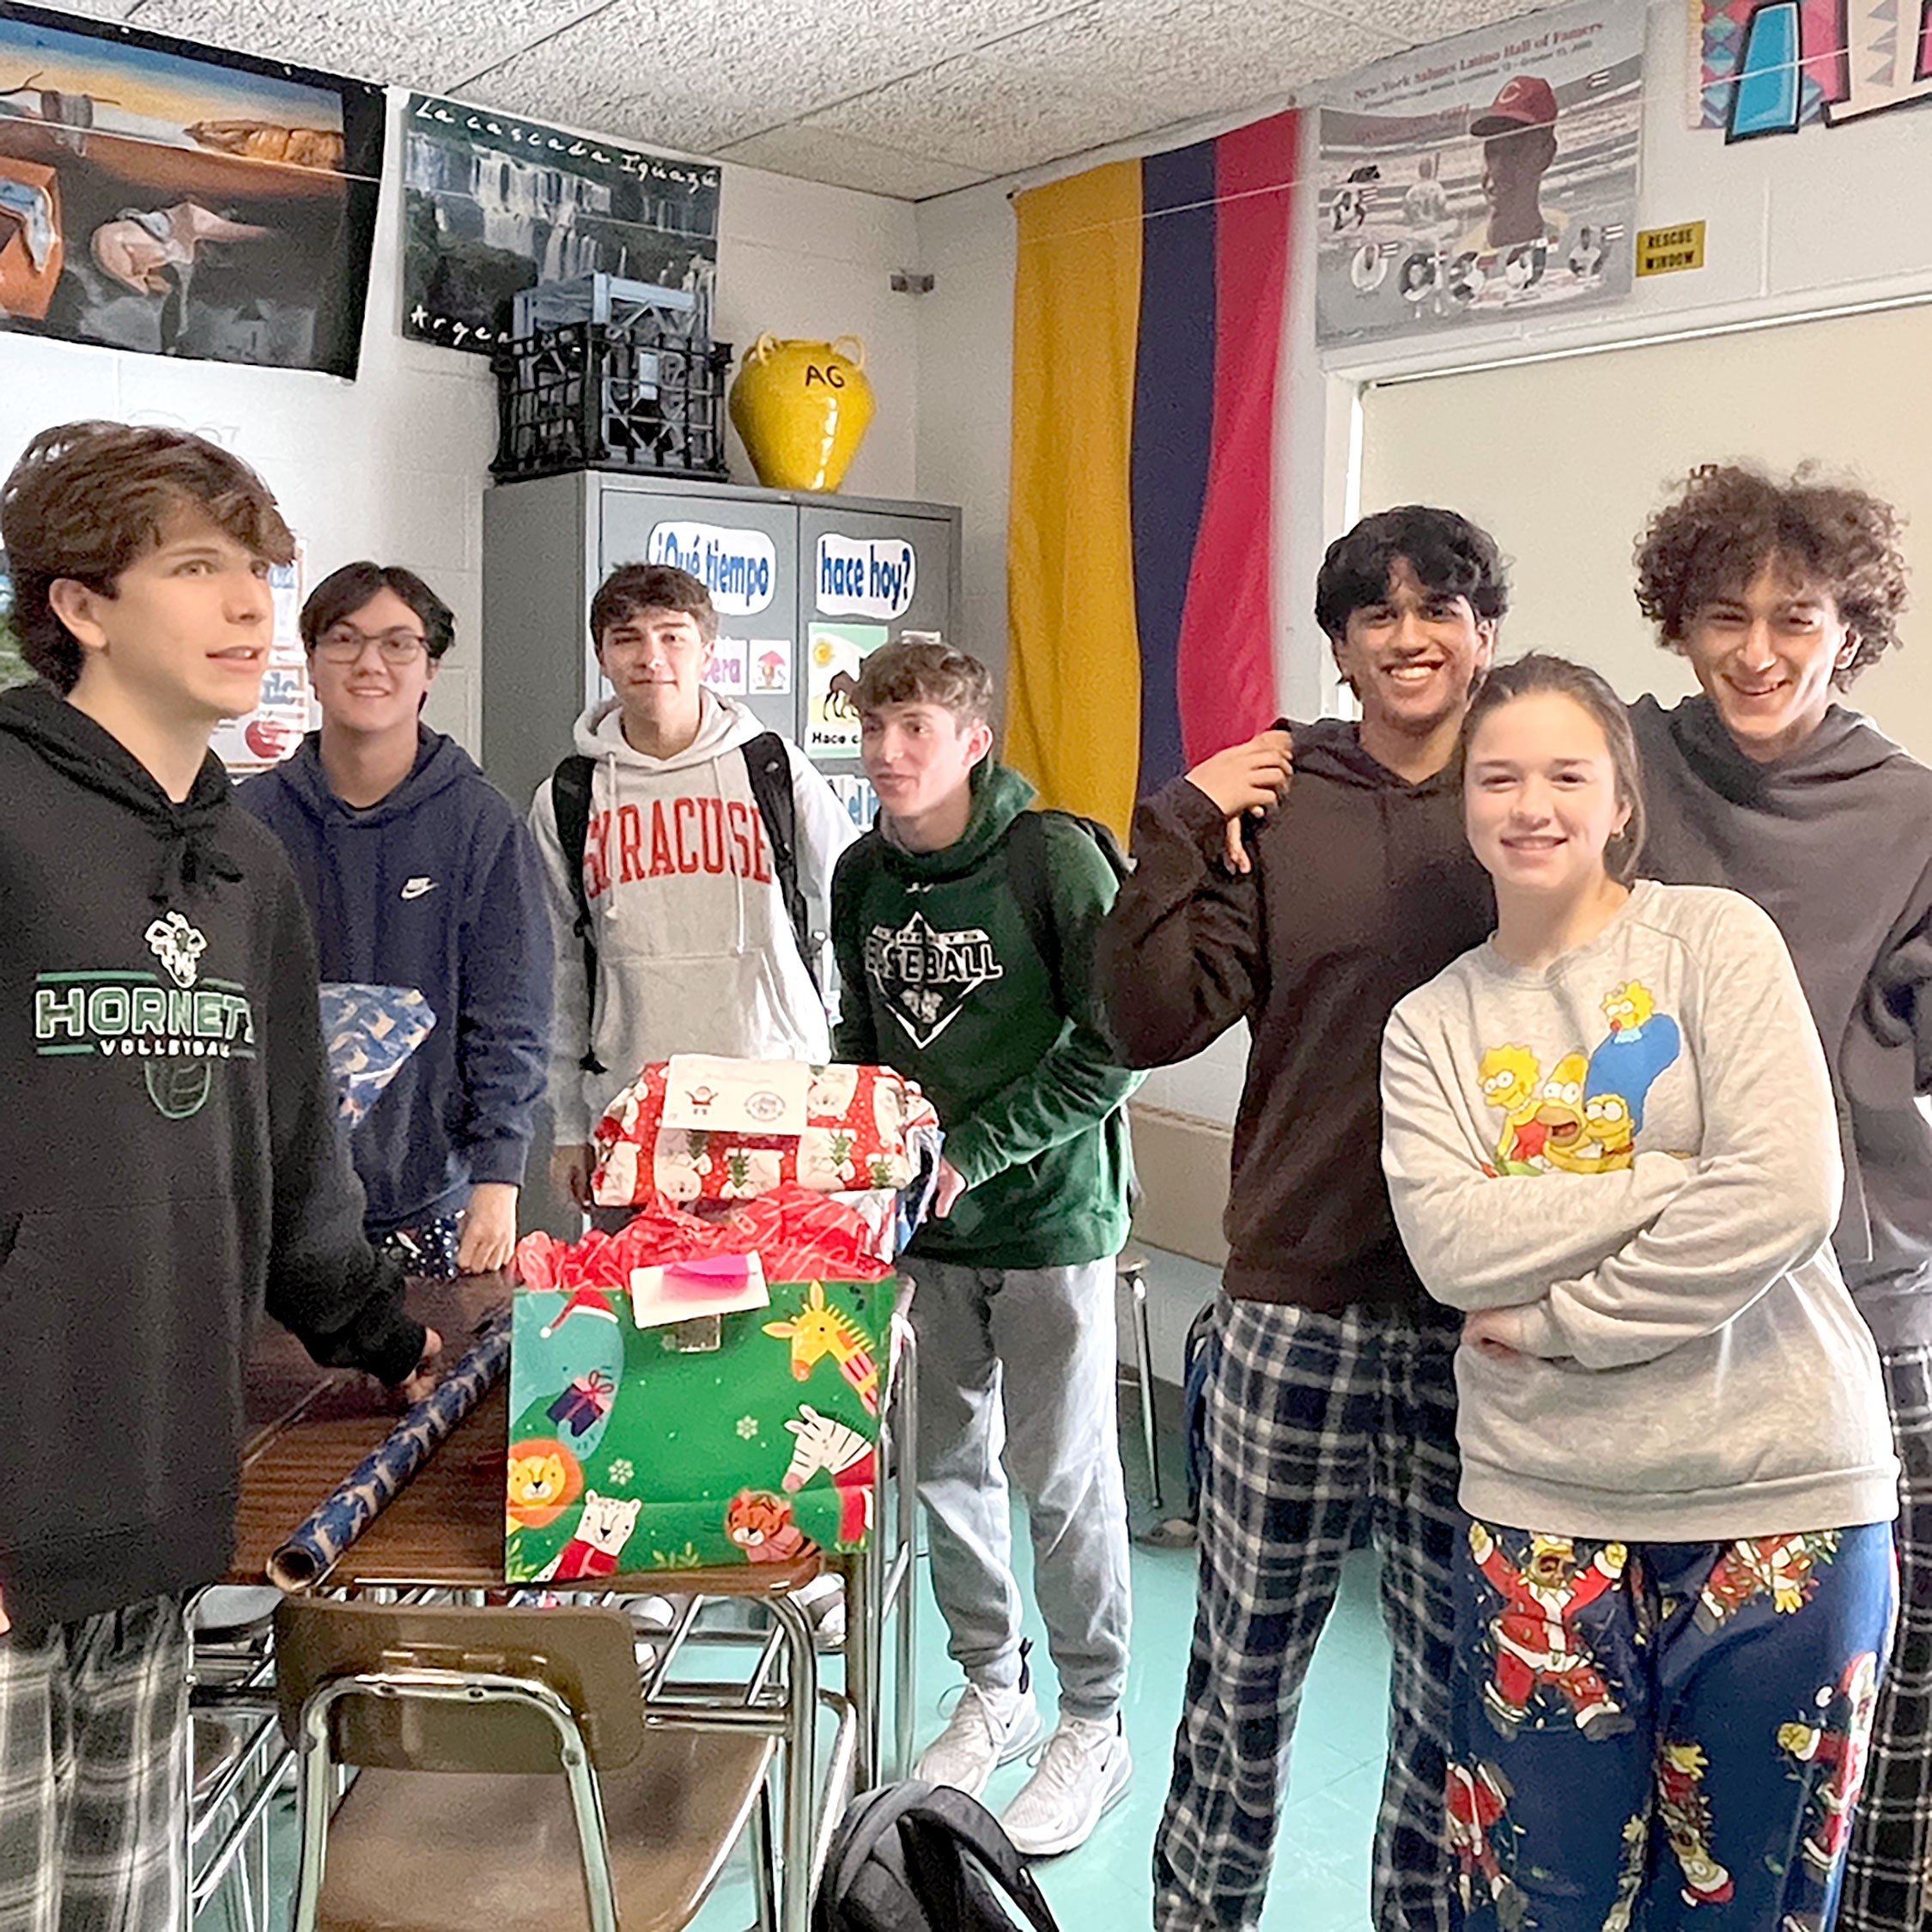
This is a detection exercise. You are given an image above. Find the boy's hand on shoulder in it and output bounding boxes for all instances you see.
[389,1327,443,1408]
[932,1157,968,1218]
[1184,729,1293,874]
[457,1183,519,1274]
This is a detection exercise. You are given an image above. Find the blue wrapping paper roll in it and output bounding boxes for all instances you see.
[267,1308,512,1591]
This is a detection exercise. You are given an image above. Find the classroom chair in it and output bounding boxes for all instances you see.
[275,1597,778,1932]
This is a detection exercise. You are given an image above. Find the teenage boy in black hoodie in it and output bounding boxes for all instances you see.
[832,639,1143,1857]
[1631,465,1932,1932]
[0,422,438,1929]
[1098,507,1506,1932]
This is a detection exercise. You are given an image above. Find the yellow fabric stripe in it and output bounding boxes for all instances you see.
[1005,160,1143,842]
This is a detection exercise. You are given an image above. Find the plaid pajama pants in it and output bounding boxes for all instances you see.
[1154,1295,1461,1932]
[1838,1342,1932,1932]
[0,1595,189,1932]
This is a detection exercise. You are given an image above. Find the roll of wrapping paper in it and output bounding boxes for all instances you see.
[267,1307,512,1591]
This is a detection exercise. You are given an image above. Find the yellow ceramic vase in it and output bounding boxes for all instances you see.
[729,334,876,492]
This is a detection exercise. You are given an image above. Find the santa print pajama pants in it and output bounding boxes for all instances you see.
[1449,1519,1897,1932]
[0,1595,189,1932]
[1153,1296,1462,1932]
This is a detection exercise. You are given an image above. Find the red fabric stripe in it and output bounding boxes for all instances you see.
[1174,110,1296,764]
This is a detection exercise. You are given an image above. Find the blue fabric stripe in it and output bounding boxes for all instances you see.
[1130,139,1218,797]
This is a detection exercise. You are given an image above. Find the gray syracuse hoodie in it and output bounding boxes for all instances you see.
[528,690,854,1141]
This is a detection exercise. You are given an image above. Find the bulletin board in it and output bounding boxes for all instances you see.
[1356,302,1932,761]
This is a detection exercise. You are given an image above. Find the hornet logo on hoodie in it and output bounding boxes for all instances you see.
[34,910,256,1119]
[864,911,1004,1049]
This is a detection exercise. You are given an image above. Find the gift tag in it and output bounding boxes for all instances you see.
[629,1251,771,1329]
[662,1056,811,1134]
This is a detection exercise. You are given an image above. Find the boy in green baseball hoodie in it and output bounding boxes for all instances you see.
[832,638,1142,1856]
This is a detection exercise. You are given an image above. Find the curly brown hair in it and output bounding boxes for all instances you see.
[1,421,293,695]
[1633,463,1907,686]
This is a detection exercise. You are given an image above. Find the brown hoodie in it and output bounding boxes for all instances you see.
[1096,717,1493,1311]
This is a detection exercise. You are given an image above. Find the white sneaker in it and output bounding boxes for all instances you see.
[1001,1715,1132,1856]
[912,1680,1042,1798]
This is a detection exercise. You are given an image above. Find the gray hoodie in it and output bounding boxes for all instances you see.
[1382,880,1897,1542]
[528,691,854,1140]
[1633,694,1932,1348]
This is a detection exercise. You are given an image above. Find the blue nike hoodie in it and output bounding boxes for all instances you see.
[240,728,552,1236]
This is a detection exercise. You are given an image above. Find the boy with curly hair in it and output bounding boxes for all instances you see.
[1631,462,1930,1932]
[0,422,437,1928]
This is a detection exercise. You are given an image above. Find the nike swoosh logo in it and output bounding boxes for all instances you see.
[400,878,436,900]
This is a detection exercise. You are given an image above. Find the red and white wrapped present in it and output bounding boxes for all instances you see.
[592,1056,941,1212]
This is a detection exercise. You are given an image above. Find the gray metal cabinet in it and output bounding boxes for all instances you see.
[481,471,960,816]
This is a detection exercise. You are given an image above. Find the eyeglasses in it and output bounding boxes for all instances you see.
[314,625,428,665]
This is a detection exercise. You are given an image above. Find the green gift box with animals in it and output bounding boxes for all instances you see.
[505,1274,893,1582]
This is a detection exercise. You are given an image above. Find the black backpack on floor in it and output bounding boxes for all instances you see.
[812,1782,1064,1932]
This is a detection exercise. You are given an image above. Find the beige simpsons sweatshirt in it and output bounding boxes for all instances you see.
[1381,879,1897,1543]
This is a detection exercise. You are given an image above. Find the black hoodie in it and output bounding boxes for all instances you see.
[0,685,425,1635]
[1097,718,1495,1311]
[1633,693,1932,1347]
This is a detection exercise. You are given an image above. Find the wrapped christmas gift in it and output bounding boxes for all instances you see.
[319,983,435,1127]
[505,1184,898,1579]
[590,1056,942,1212]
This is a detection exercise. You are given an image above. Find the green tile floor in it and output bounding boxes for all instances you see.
[243,1528,1388,1932]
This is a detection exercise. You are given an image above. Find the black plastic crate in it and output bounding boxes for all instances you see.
[491,324,732,482]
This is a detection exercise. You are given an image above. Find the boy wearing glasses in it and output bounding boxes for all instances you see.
[240,562,552,1275]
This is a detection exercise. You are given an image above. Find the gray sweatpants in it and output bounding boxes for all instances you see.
[906,1255,1133,1723]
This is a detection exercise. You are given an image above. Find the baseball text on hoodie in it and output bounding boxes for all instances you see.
[832,759,1143,1270]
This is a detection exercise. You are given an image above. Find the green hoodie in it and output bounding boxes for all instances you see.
[831,759,1142,1268]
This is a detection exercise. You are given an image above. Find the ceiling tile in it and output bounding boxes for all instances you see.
[120,0,592,92]
[453,0,1078,155]
[1333,0,1568,55]
[719,123,983,200]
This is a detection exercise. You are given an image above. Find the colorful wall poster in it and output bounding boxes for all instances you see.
[1315,0,1644,348]
[750,636,792,696]
[1694,0,1932,138]
[702,634,749,696]
[806,623,887,761]
[402,93,720,355]
[0,3,381,374]
[210,551,309,774]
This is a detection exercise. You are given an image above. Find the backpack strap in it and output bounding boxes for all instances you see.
[742,732,820,994]
[548,755,606,1077]
[1005,809,1063,1012]
[1005,808,1131,1018]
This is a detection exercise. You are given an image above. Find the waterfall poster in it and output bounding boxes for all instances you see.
[401,94,720,355]
[0,3,382,374]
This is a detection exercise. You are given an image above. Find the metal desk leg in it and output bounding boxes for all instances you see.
[1123,1261,1163,1513]
[891,1323,919,1783]
[768,1594,819,1932]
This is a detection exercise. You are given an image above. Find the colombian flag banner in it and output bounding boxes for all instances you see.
[1006,110,1297,841]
